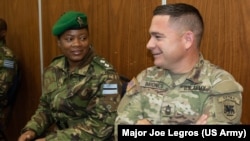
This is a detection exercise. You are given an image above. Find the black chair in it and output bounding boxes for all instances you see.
[119,75,130,97]
[0,67,21,141]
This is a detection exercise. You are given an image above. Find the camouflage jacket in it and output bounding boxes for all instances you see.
[115,54,243,127]
[0,41,17,109]
[22,52,122,141]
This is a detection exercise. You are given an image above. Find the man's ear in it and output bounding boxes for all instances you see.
[183,31,194,49]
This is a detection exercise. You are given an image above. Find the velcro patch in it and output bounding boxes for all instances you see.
[3,59,14,68]
[102,83,118,94]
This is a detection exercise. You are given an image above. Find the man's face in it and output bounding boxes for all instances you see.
[146,15,187,70]
[58,29,90,65]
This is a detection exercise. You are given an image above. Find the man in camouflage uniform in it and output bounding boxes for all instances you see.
[18,11,122,141]
[0,18,18,114]
[115,3,243,139]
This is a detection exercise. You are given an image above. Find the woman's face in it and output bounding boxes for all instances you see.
[58,28,90,65]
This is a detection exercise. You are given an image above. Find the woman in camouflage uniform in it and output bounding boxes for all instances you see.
[18,11,122,141]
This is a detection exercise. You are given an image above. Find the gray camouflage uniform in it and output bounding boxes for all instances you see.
[21,49,122,141]
[115,54,243,127]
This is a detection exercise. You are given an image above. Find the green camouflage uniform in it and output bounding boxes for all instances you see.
[0,41,17,111]
[21,49,122,141]
[115,54,243,128]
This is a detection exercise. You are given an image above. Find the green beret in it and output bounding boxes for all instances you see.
[52,11,88,36]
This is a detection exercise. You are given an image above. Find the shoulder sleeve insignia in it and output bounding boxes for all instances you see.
[126,77,138,92]
[218,95,241,121]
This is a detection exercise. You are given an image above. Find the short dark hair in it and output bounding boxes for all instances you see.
[153,3,204,47]
[0,18,7,42]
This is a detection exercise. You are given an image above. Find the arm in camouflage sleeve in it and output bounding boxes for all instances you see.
[45,72,122,141]
[201,73,243,124]
[114,75,145,141]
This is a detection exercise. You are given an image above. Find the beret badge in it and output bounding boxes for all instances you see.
[77,17,84,27]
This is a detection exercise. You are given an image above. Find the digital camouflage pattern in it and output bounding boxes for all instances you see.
[115,54,243,133]
[0,41,17,111]
[21,50,122,141]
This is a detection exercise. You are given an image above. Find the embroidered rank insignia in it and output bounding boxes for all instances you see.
[102,83,118,94]
[97,58,113,70]
[162,103,175,116]
[165,105,172,115]
[3,59,14,68]
[218,96,240,120]
[100,59,110,67]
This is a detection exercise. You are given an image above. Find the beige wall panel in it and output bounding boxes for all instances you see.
[107,0,158,78]
[0,0,41,140]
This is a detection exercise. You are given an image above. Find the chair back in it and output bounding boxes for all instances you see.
[0,66,21,141]
[5,67,21,107]
[119,75,130,97]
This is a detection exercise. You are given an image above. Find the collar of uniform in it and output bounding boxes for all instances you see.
[60,48,94,75]
[168,53,204,86]
[185,53,205,84]
[51,54,93,76]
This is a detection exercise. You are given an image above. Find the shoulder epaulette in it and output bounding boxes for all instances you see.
[49,55,65,67]
[0,46,15,58]
[92,56,114,71]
